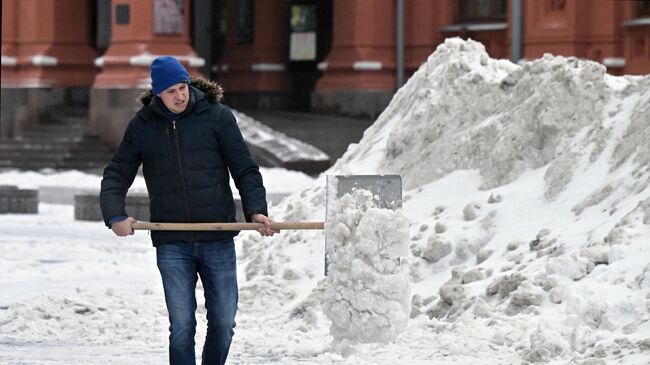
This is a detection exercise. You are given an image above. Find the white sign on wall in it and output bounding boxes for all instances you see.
[290,32,316,61]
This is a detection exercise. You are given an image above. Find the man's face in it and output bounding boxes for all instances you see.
[158,82,189,114]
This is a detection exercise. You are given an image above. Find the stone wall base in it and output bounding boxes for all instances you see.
[89,88,146,147]
[1,87,89,138]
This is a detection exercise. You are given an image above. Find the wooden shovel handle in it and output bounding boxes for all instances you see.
[132,221,324,231]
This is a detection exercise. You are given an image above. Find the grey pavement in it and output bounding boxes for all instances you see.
[241,110,374,168]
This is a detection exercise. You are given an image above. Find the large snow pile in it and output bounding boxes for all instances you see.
[1,38,649,364]
[235,38,650,363]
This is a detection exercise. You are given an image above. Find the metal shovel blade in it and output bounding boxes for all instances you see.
[324,175,402,275]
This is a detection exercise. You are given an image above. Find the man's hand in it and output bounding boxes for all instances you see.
[111,217,136,237]
[251,213,279,237]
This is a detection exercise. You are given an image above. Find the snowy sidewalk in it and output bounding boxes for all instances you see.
[2,38,650,364]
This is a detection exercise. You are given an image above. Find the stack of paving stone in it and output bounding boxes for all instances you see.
[0,185,38,214]
[74,193,150,222]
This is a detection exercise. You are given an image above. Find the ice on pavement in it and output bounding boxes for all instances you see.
[1,37,649,364]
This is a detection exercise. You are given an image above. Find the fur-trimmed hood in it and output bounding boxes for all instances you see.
[137,76,224,106]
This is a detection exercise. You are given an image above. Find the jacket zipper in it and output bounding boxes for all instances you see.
[165,125,172,158]
[172,120,194,243]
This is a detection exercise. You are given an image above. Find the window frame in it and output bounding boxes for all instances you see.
[454,0,508,23]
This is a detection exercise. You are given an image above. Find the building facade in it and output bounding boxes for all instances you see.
[2,0,649,145]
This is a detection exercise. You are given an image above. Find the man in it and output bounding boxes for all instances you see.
[100,56,278,365]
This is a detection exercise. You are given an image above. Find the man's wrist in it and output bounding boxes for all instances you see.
[108,215,128,228]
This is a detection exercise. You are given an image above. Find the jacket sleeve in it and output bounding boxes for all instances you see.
[99,120,142,227]
[216,106,268,221]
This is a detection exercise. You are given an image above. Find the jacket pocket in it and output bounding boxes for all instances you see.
[215,184,236,222]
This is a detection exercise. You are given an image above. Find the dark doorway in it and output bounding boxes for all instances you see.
[191,0,226,78]
[287,0,332,111]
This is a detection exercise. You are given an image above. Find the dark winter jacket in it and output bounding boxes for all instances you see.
[100,77,268,246]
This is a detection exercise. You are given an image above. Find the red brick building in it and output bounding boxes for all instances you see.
[2,0,649,145]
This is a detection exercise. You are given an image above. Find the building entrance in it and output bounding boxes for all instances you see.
[287,0,332,111]
[191,0,226,79]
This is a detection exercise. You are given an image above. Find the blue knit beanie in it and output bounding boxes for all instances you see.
[151,56,191,95]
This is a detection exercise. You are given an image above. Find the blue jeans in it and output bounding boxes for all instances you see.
[156,240,238,365]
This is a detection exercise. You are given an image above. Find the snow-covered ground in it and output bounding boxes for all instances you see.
[1,38,649,364]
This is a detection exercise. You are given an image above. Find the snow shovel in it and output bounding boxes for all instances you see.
[324,175,402,274]
[132,175,401,233]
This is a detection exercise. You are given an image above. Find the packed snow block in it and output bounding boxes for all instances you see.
[476,248,494,264]
[323,189,411,346]
[486,273,526,298]
[505,284,545,315]
[0,185,38,214]
[461,268,485,283]
[422,235,452,263]
[545,256,589,281]
[439,284,465,305]
[524,327,568,363]
[74,193,150,222]
[324,174,403,274]
[462,203,477,221]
